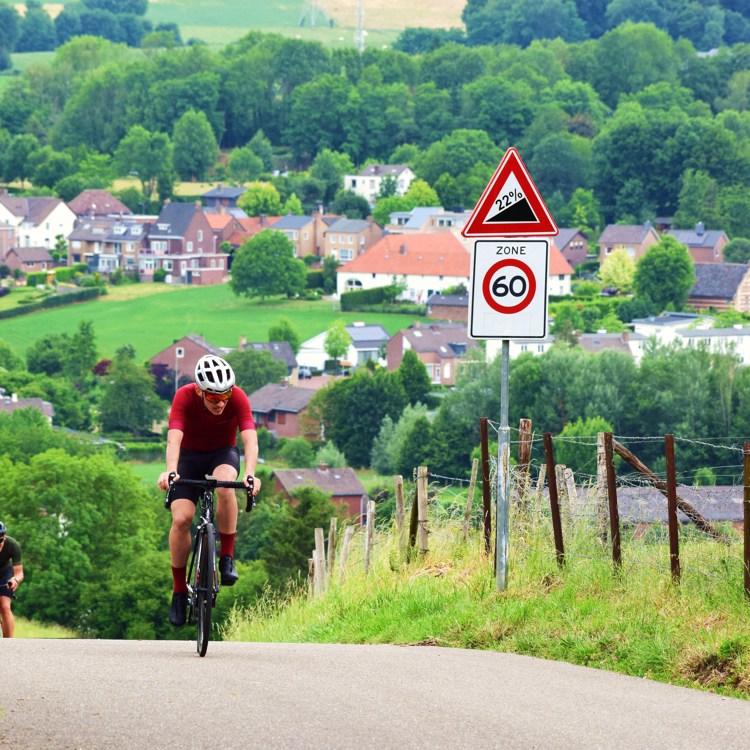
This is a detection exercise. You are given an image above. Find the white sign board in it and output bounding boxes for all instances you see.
[469,239,549,339]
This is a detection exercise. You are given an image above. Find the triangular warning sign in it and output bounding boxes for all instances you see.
[461,147,558,237]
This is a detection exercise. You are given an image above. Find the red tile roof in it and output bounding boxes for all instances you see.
[338,233,469,277]
[549,242,574,275]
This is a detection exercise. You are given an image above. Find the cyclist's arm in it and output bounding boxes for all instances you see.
[239,428,259,493]
[8,564,22,591]
[157,428,184,490]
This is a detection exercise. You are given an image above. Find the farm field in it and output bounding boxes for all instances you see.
[0,282,423,360]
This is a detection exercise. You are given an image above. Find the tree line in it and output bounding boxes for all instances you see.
[1,26,750,235]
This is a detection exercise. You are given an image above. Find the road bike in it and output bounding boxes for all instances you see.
[166,475,256,657]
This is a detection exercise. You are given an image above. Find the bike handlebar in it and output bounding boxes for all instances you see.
[166,474,257,512]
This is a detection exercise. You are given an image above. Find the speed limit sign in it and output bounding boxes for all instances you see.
[469,239,549,339]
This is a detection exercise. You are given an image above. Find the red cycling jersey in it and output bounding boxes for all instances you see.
[168,384,255,452]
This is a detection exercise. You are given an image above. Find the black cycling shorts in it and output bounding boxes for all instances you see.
[172,445,241,504]
[0,566,14,599]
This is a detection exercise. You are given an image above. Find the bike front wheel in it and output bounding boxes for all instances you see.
[195,522,216,657]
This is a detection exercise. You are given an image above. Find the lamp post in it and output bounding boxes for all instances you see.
[174,346,184,395]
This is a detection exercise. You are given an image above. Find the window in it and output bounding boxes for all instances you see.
[348,235,354,244]
[197,230,203,241]
[340,249,353,261]
[331,236,337,243]
[164,260,173,271]
[187,241,193,252]
[277,412,286,425]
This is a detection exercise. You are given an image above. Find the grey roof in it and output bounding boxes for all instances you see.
[578,332,644,356]
[555,227,586,247]
[631,312,707,327]
[690,263,748,300]
[203,206,248,219]
[268,214,312,230]
[346,324,389,348]
[241,341,297,368]
[389,207,442,229]
[401,323,473,356]
[202,186,246,199]
[0,396,54,420]
[184,334,225,357]
[9,246,53,262]
[359,164,411,178]
[598,223,657,244]
[666,224,728,248]
[68,190,132,217]
[326,218,371,233]
[426,293,469,308]
[273,466,366,498]
[0,195,62,224]
[149,203,198,238]
[249,383,315,414]
[679,327,750,338]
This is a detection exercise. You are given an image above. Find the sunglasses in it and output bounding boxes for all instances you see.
[203,389,232,403]
[0,537,5,543]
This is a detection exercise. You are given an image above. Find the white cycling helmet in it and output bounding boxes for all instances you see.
[194,355,235,392]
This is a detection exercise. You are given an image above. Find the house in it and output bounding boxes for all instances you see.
[687,262,750,313]
[631,312,713,346]
[248,383,316,440]
[267,213,342,259]
[677,326,750,365]
[578,330,647,364]
[143,202,228,285]
[237,338,299,380]
[149,334,226,390]
[297,321,390,371]
[387,322,479,386]
[201,184,246,209]
[336,233,470,303]
[548,243,575,296]
[321,217,382,262]
[0,194,76,250]
[67,216,151,275]
[67,189,133,218]
[271,464,369,522]
[0,392,54,423]
[4,246,54,275]
[344,164,415,205]
[385,206,468,235]
[665,222,729,264]
[597,222,661,264]
[0,221,13,262]
[486,335,555,362]
[426,293,469,322]
[554,228,589,269]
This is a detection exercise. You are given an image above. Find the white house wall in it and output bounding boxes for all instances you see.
[337,271,469,304]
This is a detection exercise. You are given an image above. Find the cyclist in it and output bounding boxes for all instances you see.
[157,355,261,627]
[0,521,24,638]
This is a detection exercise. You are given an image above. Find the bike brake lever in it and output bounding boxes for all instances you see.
[164,471,177,509]
[245,476,255,513]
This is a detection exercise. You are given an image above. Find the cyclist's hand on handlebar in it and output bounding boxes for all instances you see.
[245,474,260,495]
[157,471,179,491]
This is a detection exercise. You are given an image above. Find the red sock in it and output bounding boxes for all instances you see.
[172,566,188,593]
[220,532,236,559]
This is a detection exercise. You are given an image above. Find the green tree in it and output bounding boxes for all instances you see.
[554,416,615,475]
[268,318,301,354]
[172,109,218,181]
[0,337,23,371]
[0,5,20,70]
[330,189,371,219]
[15,0,56,52]
[283,192,304,215]
[26,333,69,377]
[310,148,355,206]
[370,403,429,475]
[315,441,347,468]
[113,125,172,202]
[395,415,433,477]
[228,147,263,183]
[279,437,315,468]
[98,348,166,435]
[230,230,307,300]
[723,238,750,264]
[598,248,636,293]
[225,347,287,394]
[4,134,41,187]
[324,319,350,371]
[397,349,433,407]
[634,236,696,311]
[237,182,284,217]
[64,320,98,385]
[248,129,274,171]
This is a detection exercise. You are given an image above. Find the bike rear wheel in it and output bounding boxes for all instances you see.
[195,523,216,657]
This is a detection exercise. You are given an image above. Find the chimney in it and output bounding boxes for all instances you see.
[317,462,329,473]
[260,214,267,228]
[239,335,247,349]
[696,221,705,236]
[400,243,407,255]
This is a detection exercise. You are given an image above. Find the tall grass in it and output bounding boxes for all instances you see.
[223,497,750,700]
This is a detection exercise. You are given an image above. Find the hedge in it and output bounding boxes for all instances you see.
[0,287,104,320]
[340,286,388,310]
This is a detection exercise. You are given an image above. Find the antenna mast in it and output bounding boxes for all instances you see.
[354,0,365,52]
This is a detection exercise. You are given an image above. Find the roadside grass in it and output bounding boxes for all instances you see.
[15,616,76,639]
[223,508,750,700]
[0,282,421,360]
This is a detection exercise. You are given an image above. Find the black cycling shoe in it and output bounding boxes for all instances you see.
[219,555,239,586]
[169,591,188,627]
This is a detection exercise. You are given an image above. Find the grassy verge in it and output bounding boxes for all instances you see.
[15,616,76,639]
[223,509,750,700]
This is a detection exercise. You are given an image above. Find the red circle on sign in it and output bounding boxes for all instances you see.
[482,258,536,314]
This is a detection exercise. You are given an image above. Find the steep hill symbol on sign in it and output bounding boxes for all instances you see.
[461,147,558,238]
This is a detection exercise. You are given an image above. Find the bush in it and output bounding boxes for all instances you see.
[153,268,168,282]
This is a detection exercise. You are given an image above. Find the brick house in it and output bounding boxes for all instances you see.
[4,246,54,274]
[67,216,150,275]
[149,334,226,389]
[688,262,750,313]
[554,228,589,269]
[426,293,469,322]
[248,383,316,440]
[386,322,479,386]
[271,464,369,522]
[267,213,340,259]
[665,222,729,264]
[597,222,661,264]
[143,202,228,285]
[321,217,383,262]
[201,184,246,209]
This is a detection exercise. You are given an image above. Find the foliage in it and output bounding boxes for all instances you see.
[237,182,283,216]
[225,347,288,394]
[268,317,301,354]
[279,437,315,468]
[315,441,347,468]
[230,230,307,300]
[370,402,429,475]
[554,416,615,474]
[397,349,433,407]
[323,319,350,367]
[634,237,696,311]
[113,126,172,201]
[598,248,636,293]
[172,109,218,181]
[723,238,750,264]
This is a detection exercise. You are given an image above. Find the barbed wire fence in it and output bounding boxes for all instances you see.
[307,419,750,599]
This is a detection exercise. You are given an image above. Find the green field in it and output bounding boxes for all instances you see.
[0,282,422,360]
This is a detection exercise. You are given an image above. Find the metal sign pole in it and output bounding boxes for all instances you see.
[496,339,510,591]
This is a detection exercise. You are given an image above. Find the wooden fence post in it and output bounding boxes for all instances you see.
[744,443,750,599]
[603,433,621,571]
[543,433,565,566]
[395,474,406,555]
[596,433,609,543]
[463,458,479,542]
[664,434,680,583]
[364,500,375,575]
[314,527,326,593]
[326,517,337,580]
[417,465,429,555]
[555,464,569,522]
[308,557,315,596]
[338,524,354,582]
[480,417,492,554]
[516,418,533,507]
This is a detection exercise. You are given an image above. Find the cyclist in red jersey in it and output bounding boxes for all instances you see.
[157,355,261,627]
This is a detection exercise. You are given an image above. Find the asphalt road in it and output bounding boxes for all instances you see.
[3,639,749,749]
